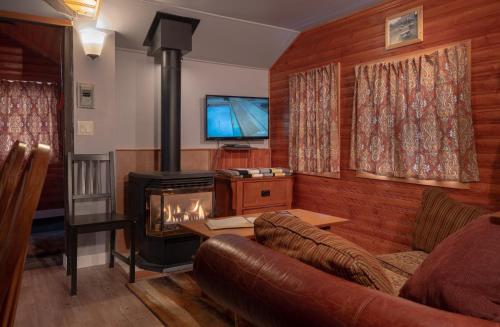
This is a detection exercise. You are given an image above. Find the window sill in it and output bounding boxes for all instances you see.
[356,172,471,189]
[295,171,340,179]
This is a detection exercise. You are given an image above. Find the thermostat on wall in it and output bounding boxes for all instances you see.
[78,83,95,109]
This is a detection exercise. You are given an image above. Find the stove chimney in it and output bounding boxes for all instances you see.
[143,12,200,171]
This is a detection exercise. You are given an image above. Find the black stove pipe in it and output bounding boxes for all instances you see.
[143,12,199,171]
[160,49,181,172]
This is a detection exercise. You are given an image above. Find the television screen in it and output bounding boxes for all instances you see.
[205,95,269,140]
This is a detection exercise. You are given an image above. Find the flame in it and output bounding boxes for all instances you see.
[198,206,205,220]
[176,205,181,214]
[167,205,172,222]
[191,200,200,213]
[183,212,189,221]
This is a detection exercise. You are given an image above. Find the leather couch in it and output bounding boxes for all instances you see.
[194,234,499,327]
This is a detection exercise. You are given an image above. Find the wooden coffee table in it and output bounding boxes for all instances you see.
[179,208,348,240]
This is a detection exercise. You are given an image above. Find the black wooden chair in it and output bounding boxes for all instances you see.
[66,152,135,295]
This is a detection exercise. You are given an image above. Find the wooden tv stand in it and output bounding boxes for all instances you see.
[215,175,293,217]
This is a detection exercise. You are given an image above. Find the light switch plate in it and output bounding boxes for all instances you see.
[77,121,94,136]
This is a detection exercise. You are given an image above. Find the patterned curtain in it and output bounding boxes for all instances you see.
[0,80,60,163]
[289,63,340,174]
[349,42,478,182]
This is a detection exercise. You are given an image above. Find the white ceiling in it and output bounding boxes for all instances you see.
[97,0,301,68]
[0,0,382,68]
[139,0,382,31]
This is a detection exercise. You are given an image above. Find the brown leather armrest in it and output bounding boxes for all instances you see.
[194,234,498,327]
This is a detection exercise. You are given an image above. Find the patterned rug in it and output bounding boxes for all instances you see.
[127,272,234,327]
[25,230,64,270]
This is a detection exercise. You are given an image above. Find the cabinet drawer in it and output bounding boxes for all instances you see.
[242,180,288,208]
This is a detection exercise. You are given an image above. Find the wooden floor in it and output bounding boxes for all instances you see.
[14,265,163,327]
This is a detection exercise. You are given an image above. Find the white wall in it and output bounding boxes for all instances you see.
[114,49,269,150]
[71,27,116,268]
[73,29,117,154]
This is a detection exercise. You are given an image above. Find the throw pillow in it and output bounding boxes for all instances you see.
[400,215,500,322]
[254,211,395,295]
[413,188,487,253]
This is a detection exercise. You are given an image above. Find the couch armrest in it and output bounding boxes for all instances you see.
[194,234,498,327]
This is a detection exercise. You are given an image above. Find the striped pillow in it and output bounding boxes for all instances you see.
[413,188,487,253]
[254,211,395,295]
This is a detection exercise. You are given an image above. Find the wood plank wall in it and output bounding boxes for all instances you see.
[0,31,60,83]
[210,148,272,170]
[270,0,500,254]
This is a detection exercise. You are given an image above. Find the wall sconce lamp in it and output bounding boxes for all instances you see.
[79,28,107,59]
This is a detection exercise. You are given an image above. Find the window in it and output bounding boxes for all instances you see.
[349,41,478,184]
[0,80,60,163]
[289,63,340,177]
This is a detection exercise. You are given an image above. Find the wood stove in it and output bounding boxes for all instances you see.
[127,171,213,271]
[125,12,211,271]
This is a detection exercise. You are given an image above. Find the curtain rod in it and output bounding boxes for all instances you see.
[356,40,471,67]
[0,79,57,85]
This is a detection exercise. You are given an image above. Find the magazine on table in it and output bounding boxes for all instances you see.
[205,216,257,230]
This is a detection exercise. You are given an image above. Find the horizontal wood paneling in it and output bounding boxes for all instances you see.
[37,163,65,210]
[209,148,271,170]
[270,0,500,254]
[0,30,61,83]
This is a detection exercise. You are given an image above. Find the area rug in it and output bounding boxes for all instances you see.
[127,272,234,327]
[25,230,64,270]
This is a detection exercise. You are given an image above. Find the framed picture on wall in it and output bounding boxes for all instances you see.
[77,83,95,109]
[385,6,423,50]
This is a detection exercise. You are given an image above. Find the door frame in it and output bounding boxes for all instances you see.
[0,11,74,253]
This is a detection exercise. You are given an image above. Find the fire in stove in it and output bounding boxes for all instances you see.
[145,186,213,237]
[163,199,206,223]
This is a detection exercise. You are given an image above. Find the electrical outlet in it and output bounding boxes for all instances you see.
[77,121,94,136]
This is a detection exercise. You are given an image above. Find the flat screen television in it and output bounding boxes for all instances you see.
[205,95,269,140]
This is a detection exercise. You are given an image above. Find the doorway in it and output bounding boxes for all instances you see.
[0,16,73,268]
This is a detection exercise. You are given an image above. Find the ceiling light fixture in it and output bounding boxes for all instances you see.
[64,0,101,18]
[79,28,107,59]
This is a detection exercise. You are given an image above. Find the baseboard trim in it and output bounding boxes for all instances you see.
[63,252,108,269]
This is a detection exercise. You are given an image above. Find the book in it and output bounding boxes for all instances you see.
[234,169,260,175]
[205,216,257,230]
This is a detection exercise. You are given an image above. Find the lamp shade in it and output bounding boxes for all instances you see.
[79,28,106,59]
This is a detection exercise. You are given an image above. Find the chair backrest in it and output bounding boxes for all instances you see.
[67,152,116,216]
[0,141,27,221]
[0,144,51,327]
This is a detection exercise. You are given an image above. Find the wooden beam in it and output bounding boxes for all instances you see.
[0,10,73,27]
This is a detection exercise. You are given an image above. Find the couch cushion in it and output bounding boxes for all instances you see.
[413,188,486,253]
[383,268,408,294]
[400,215,500,322]
[254,211,395,295]
[377,251,428,278]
